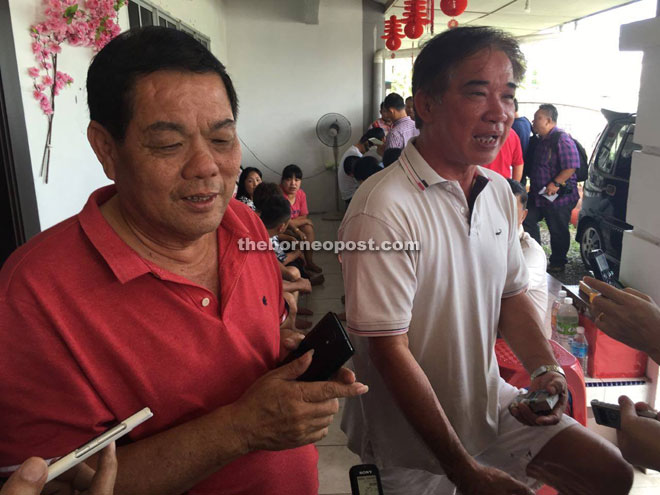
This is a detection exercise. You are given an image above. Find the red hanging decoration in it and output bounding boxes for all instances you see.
[447,18,459,29]
[440,0,467,17]
[381,15,405,51]
[402,0,431,40]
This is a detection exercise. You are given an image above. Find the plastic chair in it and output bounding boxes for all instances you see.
[495,338,587,427]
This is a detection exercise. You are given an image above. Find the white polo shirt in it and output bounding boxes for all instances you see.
[338,145,362,201]
[339,139,528,473]
[519,227,549,335]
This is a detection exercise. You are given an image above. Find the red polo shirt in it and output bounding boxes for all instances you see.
[0,186,318,494]
[484,130,524,179]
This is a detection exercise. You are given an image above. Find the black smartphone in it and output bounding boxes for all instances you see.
[588,249,624,289]
[349,464,384,495]
[280,312,354,382]
[591,400,657,429]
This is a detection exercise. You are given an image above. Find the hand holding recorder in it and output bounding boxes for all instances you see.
[509,371,567,427]
[0,444,116,495]
[615,396,660,471]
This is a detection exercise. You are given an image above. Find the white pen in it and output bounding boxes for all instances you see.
[46,407,153,482]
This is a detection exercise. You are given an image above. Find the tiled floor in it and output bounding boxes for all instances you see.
[305,213,660,495]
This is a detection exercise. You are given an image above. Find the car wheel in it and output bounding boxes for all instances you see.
[579,222,604,269]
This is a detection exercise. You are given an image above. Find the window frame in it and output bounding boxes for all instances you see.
[127,0,211,49]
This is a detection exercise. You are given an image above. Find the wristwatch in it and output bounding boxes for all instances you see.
[552,180,563,187]
[530,364,565,381]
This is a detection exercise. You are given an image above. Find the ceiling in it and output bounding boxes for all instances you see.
[378,0,641,48]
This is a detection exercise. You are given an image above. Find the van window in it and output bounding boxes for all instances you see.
[595,122,626,175]
[615,125,641,180]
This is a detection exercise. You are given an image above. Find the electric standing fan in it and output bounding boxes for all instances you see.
[316,113,351,218]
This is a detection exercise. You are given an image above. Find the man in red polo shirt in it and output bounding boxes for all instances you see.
[0,27,367,495]
[484,129,524,180]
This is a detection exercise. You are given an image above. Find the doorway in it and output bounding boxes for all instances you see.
[0,0,41,267]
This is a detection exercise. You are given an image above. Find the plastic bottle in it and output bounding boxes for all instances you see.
[570,326,589,375]
[550,290,567,340]
[556,297,578,350]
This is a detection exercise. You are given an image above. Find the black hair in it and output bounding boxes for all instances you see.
[383,93,405,111]
[514,98,519,112]
[359,127,385,145]
[87,26,238,141]
[412,26,526,128]
[538,104,558,123]
[236,167,262,199]
[354,156,381,182]
[253,182,282,213]
[507,178,528,209]
[405,96,413,103]
[260,194,292,230]
[343,155,360,176]
[382,147,402,167]
[281,164,303,181]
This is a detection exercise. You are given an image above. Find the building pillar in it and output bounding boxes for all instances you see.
[619,11,660,406]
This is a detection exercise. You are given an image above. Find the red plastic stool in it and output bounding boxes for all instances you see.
[495,338,587,427]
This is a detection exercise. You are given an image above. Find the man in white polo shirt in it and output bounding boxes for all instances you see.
[339,26,632,495]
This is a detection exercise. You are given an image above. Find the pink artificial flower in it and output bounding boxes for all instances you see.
[28,67,41,78]
[33,90,44,100]
[31,41,41,54]
[40,96,53,115]
[42,75,53,86]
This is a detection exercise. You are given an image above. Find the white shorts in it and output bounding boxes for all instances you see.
[370,380,578,495]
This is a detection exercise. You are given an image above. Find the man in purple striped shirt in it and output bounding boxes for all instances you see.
[523,104,580,272]
[382,92,419,152]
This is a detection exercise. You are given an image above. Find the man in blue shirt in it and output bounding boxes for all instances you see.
[512,98,532,157]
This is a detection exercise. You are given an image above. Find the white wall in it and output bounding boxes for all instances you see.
[223,0,365,213]
[8,0,228,230]
[619,12,660,406]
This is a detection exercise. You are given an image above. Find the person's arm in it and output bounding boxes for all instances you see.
[282,277,311,294]
[283,250,303,265]
[585,276,660,364]
[279,261,296,281]
[288,217,312,229]
[616,395,660,471]
[499,292,567,426]
[100,353,367,495]
[545,134,579,195]
[511,132,524,182]
[369,335,534,495]
[512,164,523,182]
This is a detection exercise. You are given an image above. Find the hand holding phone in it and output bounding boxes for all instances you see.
[591,400,657,429]
[46,407,153,482]
[280,312,354,382]
[588,249,624,289]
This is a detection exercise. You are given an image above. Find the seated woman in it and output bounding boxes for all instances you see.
[235,167,263,211]
[280,164,322,274]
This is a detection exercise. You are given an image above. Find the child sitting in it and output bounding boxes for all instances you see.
[280,164,323,274]
[235,167,262,211]
[260,193,314,329]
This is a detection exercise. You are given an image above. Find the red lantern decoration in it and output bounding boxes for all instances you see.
[402,0,431,40]
[448,19,459,29]
[381,15,404,51]
[440,0,467,17]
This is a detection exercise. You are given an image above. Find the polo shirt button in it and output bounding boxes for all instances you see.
[201,297,210,307]
[460,207,466,213]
